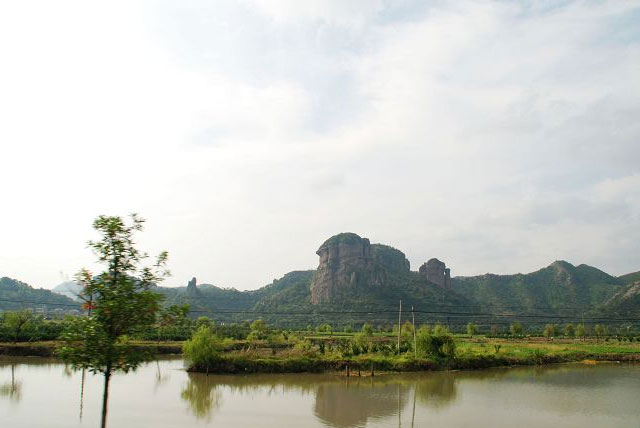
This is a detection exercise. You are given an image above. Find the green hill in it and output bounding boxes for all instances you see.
[451,261,624,315]
[0,277,80,312]
[619,271,640,285]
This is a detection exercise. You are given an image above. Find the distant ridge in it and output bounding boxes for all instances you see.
[0,277,80,311]
[146,234,640,325]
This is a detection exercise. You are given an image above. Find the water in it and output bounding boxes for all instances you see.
[1,357,639,427]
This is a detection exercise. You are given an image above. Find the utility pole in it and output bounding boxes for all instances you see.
[397,300,402,355]
[412,306,417,357]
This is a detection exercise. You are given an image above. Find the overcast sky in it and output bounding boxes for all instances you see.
[1,0,639,290]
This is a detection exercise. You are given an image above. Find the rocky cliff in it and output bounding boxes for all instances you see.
[418,258,451,289]
[186,276,201,298]
[310,233,410,304]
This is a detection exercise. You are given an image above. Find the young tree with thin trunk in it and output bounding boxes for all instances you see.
[467,322,477,338]
[59,214,169,428]
[4,310,33,343]
[576,323,586,341]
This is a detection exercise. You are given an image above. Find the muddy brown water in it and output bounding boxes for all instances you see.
[1,357,639,427]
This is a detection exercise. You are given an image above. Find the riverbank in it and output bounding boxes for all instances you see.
[2,338,639,373]
[189,347,640,374]
[186,337,640,374]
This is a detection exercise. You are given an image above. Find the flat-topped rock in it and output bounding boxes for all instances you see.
[419,258,451,289]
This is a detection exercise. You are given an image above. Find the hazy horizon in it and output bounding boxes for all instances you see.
[2,1,639,291]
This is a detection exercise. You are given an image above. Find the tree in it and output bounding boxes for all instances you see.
[490,324,500,337]
[401,320,414,344]
[594,324,607,341]
[563,323,575,337]
[543,324,558,339]
[415,326,456,360]
[432,323,449,336]
[4,310,33,343]
[509,322,523,337]
[183,325,224,373]
[59,214,168,428]
[248,319,267,340]
[316,323,333,335]
[576,323,586,340]
[467,322,477,338]
[157,304,190,341]
[195,316,214,331]
[361,322,374,337]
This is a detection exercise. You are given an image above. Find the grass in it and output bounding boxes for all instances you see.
[2,336,639,373]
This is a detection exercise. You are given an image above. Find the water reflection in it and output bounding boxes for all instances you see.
[314,379,410,427]
[0,363,21,402]
[181,374,223,420]
[179,372,462,427]
[154,359,170,392]
[1,357,638,428]
[414,372,457,409]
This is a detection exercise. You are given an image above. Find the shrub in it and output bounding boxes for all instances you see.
[509,322,523,337]
[415,326,456,360]
[183,326,223,371]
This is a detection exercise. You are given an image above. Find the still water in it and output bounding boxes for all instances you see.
[1,357,639,427]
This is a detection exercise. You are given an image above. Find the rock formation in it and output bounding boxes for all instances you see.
[186,276,201,297]
[310,233,409,304]
[419,258,451,289]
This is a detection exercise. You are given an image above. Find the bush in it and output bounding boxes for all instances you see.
[183,326,223,371]
[415,326,456,361]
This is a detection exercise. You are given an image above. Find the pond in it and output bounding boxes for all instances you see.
[1,357,639,427]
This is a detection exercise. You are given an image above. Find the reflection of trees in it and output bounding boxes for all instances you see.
[0,364,21,402]
[154,360,170,393]
[414,373,457,409]
[314,379,410,428]
[181,373,223,420]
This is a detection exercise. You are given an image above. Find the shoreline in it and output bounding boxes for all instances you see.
[3,340,639,374]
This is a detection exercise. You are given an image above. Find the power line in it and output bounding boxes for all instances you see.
[1,297,639,325]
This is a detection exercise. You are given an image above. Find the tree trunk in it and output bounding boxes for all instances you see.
[101,367,112,428]
[79,368,86,421]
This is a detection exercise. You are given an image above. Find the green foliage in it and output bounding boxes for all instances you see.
[432,323,449,336]
[0,277,78,312]
[467,322,477,338]
[563,323,575,337]
[316,323,333,334]
[247,319,268,341]
[415,326,456,360]
[3,310,34,343]
[319,232,363,247]
[361,322,373,337]
[154,304,191,341]
[452,261,625,316]
[509,322,523,337]
[59,214,168,376]
[343,324,353,333]
[543,324,558,339]
[183,326,223,371]
[594,324,608,340]
[576,323,586,338]
[353,333,371,353]
[195,316,213,331]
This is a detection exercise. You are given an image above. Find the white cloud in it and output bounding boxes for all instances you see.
[1,0,639,290]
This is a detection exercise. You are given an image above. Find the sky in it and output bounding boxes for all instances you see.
[1,0,639,291]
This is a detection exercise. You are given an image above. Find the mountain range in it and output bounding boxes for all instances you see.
[129,233,640,327]
[3,232,639,328]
